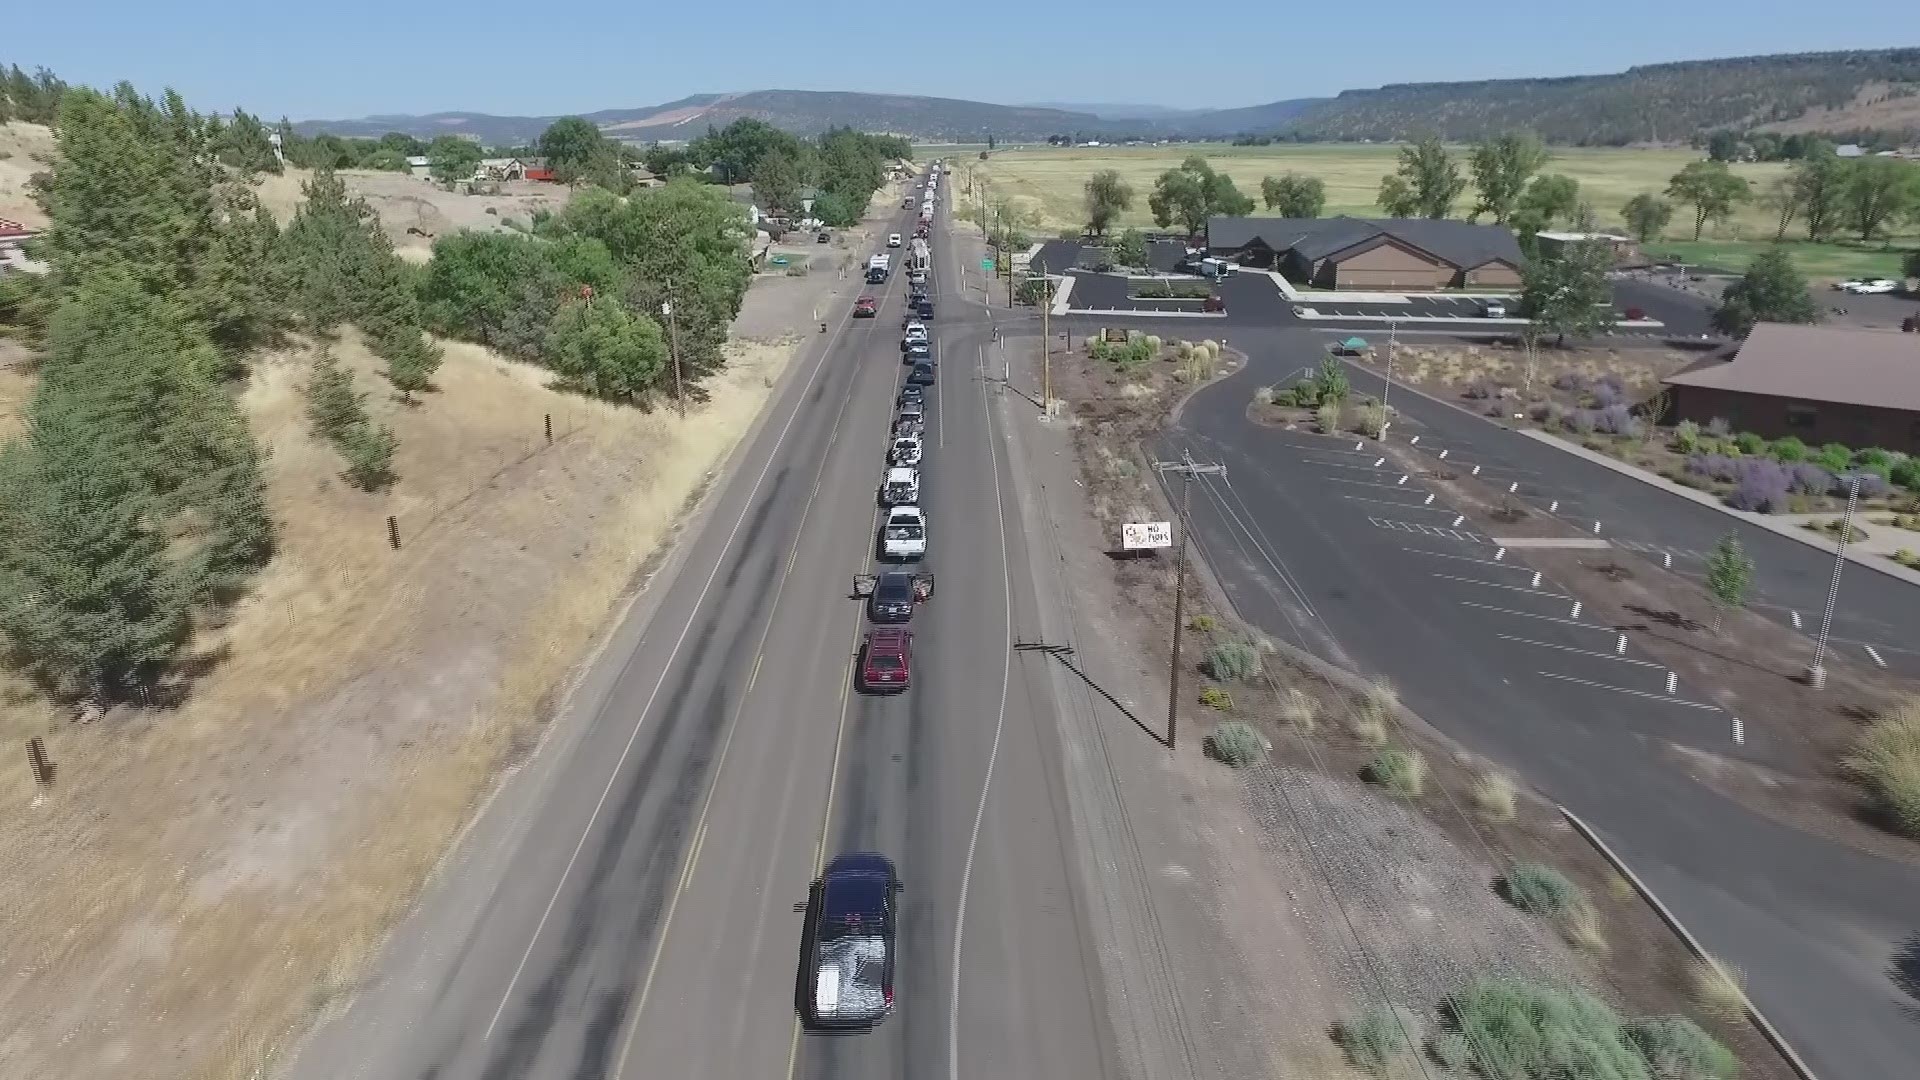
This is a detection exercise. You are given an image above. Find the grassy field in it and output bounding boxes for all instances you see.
[954,144,1920,280]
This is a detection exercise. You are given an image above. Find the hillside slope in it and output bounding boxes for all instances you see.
[300,90,1102,144]
[1284,49,1920,144]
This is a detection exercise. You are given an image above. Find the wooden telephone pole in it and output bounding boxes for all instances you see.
[1152,452,1227,749]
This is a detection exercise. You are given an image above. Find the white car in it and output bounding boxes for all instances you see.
[889,436,923,467]
[888,234,902,248]
[882,507,927,560]
[881,466,920,506]
[1842,278,1899,294]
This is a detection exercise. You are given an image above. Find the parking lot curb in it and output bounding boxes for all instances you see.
[1559,807,1823,1080]
[1517,430,1920,589]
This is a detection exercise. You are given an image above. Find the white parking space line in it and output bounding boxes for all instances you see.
[1537,671,1722,710]
[1826,634,1920,657]
[1343,493,1455,512]
[1430,571,1568,598]
[1497,635,1664,669]
[1865,645,1889,668]
[1459,599,1610,632]
[1369,517,1487,543]
[1310,457,1399,473]
[1324,474,1427,492]
[1402,548,1534,571]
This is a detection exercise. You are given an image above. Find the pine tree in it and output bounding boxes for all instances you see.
[0,369,190,702]
[305,349,369,439]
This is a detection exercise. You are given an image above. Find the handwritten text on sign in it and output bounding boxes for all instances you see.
[1122,521,1173,550]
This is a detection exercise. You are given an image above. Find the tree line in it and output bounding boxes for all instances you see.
[0,80,443,707]
[635,118,910,227]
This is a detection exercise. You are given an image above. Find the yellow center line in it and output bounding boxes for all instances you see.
[609,273,883,1080]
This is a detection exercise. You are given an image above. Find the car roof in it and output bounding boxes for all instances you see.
[886,466,916,481]
[892,435,920,446]
[825,851,896,878]
[857,295,875,302]
[866,626,909,650]
[888,505,922,519]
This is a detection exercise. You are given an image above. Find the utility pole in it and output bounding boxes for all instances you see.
[1379,318,1397,438]
[1153,453,1227,750]
[1039,258,1051,413]
[1807,472,1863,689]
[662,293,685,419]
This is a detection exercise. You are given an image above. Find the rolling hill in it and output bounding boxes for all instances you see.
[1281,48,1920,144]
[297,90,1104,145]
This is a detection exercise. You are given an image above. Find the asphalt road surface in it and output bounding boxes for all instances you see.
[1147,322,1920,1080]
[288,180,1111,1080]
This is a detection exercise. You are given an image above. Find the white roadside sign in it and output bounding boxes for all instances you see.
[1122,521,1173,550]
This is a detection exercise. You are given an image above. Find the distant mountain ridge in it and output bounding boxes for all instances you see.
[294,50,1920,149]
[1284,48,1920,144]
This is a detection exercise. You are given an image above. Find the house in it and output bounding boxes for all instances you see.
[1835,144,1867,158]
[1206,215,1524,290]
[0,217,43,275]
[1535,231,1639,264]
[405,155,431,178]
[725,186,765,229]
[475,157,530,181]
[1662,322,1920,453]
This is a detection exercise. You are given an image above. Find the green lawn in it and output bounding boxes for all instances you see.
[954,144,1920,281]
[1645,238,1912,280]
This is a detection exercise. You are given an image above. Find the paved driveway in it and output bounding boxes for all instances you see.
[1155,324,1920,1080]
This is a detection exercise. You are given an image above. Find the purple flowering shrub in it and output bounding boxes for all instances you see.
[1726,459,1792,513]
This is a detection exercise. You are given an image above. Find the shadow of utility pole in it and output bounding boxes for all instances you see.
[1014,640,1169,748]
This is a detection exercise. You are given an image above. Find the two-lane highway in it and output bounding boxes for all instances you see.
[287,172,1112,1080]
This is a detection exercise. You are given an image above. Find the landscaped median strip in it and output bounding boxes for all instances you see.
[1517,429,1920,589]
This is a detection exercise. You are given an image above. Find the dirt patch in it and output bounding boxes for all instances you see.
[251,168,573,263]
[1045,350,1801,1080]
[1395,438,1920,863]
[0,122,56,228]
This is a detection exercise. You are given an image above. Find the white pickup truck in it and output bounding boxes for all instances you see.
[881,467,920,506]
[882,506,927,560]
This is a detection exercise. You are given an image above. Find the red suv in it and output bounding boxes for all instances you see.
[860,627,912,692]
[854,296,878,318]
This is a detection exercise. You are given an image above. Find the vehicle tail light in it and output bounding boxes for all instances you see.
[884,986,893,1005]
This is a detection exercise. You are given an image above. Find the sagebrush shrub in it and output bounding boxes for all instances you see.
[1335,1006,1416,1073]
[1624,1016,1738,1080]
[1502,862,1583,915]
[1206,722,1265,766]
[1365,746,1426,796]
[1203,641,1259,681]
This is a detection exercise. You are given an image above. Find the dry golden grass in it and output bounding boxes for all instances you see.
[1558,901,1609,953]
[1690,955,1751,1019]
[1471,769,1519,822]
[0,122,57,227]
[0,326,802,1080]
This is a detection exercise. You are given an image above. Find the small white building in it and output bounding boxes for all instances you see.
[405,155,431,178]
[1835,144,1866,158]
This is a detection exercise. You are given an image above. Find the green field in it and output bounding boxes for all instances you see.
[953,144,1919,281]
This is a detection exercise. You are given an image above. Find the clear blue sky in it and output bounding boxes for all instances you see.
[13,2,1917,121]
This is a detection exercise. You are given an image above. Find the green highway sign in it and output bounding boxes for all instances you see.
[980,259,995,272]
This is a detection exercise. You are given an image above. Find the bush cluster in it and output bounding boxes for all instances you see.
[1501,862,1584,916]
[1364,746,1426,796]
[1845,699,1920,838]
[1202,641,1260,681]
[1447,977,1736,1080]
[1205,721,1265,767]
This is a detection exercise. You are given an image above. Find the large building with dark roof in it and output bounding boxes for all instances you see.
[1206,215,1524,290]
[1662,322,1920,452]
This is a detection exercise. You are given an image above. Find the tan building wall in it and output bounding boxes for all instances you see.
[1464,261,1522,288]
[1319,242,1449,289]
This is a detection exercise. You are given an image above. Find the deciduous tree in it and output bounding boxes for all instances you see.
[1620,193,1674,244]
[1789,147,1847,240]
[1667,160,1751,240]
[1260,172,1325,218]
[1375,137,1465,219]
[1518,238,1616,346]
[544,297,669,401]
[427,134,483,182]
[1757,174,1801,241]
[538,116,608,182]
[751,147,804,214]
[1704,533,1754,634]
[1841,156,1920,242]
[1713,247,1819,337]
[1083,169,1133,237]
[1469,133,1549,224]
[1149,155,1251,235]
[1516,174,1580,228]
[1114,227,1148,269]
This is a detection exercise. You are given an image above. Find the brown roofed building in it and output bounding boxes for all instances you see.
[1662,322,1920,452]
[1206,216,1524,290]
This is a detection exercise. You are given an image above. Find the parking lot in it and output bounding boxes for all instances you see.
[1294,293,1515,320]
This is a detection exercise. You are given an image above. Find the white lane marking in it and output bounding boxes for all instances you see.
[951,329,1016,1080]
[1731,717,1745,744]
[1865,645,1888,668]
[1322,474,1423,493]
[1538,670,1722,710]
[1497,634,1663,669]
[1342,493,1456,512]
[483,244,877,1043]
[1402,547,1531,570]
[1458,599,1608,632]
[1429,571,1567,598]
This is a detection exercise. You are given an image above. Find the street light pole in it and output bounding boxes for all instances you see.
[1154,452,1227,750]
[1807,472,1863,689]
[1379,318,1397,439]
